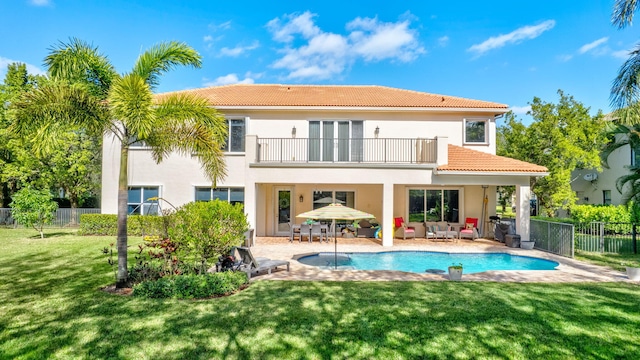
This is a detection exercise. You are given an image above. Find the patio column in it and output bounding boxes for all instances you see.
[515,184,531,241]
[382,182,394,246]
[244,135,258,233]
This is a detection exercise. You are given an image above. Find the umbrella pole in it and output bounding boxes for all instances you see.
[334,220,337,270]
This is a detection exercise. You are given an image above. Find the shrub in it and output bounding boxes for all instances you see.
[132,271,248,299]
[10,187,58,238]
[132,277,174,298]
[569,204,634,234]
[80,214,166,236]
[169,200,249,272]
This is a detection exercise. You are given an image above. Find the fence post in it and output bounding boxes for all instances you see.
[634,224,638,255]
[599,222,605,253]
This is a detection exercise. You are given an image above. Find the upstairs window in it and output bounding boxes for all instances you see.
[222,119,246,152]
[632,146,640,166]
[464,118,488,144]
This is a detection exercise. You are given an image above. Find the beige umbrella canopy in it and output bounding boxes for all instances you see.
[297,203,374,269]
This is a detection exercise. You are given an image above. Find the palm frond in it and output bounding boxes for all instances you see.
[45,38,117,99]
[147,93,227,184]
[617,170,640,203]
[131,41,202,89]
[611,45,640,111]
[10,81,109,149]
[613,0,639,28]
[108,74,155,141]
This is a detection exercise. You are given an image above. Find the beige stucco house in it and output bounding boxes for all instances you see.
[101,84,548,245]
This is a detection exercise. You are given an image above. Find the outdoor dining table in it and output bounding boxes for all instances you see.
[290,223,330,242]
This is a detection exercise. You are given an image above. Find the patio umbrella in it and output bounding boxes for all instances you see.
[313,197,345,204]
[297,203,374,269]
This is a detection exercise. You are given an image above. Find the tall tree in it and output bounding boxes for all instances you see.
[498,91,607,216]
[11,39,227,287]
[0,63,41,206]
[611,0,640,121]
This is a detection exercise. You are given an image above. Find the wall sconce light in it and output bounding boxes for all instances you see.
[292,126,297,138]
[299,194,304,203]
[374,126,379,138]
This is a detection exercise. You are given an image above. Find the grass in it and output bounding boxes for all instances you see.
[1,229,640,359]
[575,250,640,271]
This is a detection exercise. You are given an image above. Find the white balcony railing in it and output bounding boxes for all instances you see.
[256,138,437,164]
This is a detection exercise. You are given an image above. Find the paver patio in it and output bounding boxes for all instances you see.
[248,236,634,283]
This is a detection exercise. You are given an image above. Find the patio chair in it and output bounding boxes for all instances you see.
[299,223,311,242]
[310,223,324,243]
[233,246,290,278]
[435,221,457,241]
[424,222,437,239]
[394,217,416,240]
[459,217,479,241]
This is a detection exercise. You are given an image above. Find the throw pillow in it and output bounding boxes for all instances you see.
[465,223,474,230]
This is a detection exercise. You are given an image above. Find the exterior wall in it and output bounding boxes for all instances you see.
[101,106,538,242]
[572,141,629,206]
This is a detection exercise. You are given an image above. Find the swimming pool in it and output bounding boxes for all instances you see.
[297,251,559,274]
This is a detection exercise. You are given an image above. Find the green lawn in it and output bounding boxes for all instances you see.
[1,229,640,359]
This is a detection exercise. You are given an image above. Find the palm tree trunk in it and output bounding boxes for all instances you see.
[116,143,129,288]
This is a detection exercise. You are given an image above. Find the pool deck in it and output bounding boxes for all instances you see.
[247,236,636,283]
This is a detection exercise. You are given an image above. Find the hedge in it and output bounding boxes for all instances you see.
[79,214,167,236]
[132,271,248,299]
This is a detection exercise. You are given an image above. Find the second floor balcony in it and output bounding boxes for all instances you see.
[255,137,438,165]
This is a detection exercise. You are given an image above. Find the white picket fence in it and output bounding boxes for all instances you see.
[0,208,101,228]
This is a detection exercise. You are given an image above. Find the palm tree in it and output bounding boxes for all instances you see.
[11,39,227,287]
[611,0,640,118]
[601,121,640,203]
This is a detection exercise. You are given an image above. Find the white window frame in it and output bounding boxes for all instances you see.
[195,187,245,205]
[223,117,247,154]
[463,118,489,145]
[127,186,160,215]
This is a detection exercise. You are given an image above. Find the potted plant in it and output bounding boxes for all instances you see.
[623,261,640,281]
[448,263,463,281]
[520,239,535,250]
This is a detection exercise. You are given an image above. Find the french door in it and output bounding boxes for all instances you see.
[309,121,363,162]
[275,187,293,236]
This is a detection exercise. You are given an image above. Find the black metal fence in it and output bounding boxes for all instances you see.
[574,222,638,254]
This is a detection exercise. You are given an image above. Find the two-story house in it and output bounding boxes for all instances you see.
[101,84,548,245]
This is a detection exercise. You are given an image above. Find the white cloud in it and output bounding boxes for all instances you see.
[29,0,51,6]
[266,11,424,80]
[612,49,631,59]
[579,37,609,54]
[219,41,260,57]
[203,35,213,42]
[208,21,232,31]
[510,105,531,115]
[558,54,573,62]
[0,57,46,79]
[468,20,556,56]
[438,36,449,47]
[203,73,255,87]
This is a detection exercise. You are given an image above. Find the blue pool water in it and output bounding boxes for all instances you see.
[297,251,559,274]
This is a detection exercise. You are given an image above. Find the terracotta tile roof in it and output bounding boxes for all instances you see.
[438,145,548,173]
[157,84,508,109]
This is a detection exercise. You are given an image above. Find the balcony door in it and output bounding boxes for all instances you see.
[309,120,363,162]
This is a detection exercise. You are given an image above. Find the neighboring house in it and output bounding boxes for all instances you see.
[101,84,548,245]
[572,115,632,207]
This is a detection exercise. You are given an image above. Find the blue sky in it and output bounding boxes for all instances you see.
[1,0,638,122]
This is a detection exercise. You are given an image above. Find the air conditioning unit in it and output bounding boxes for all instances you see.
[583,173,598,182]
